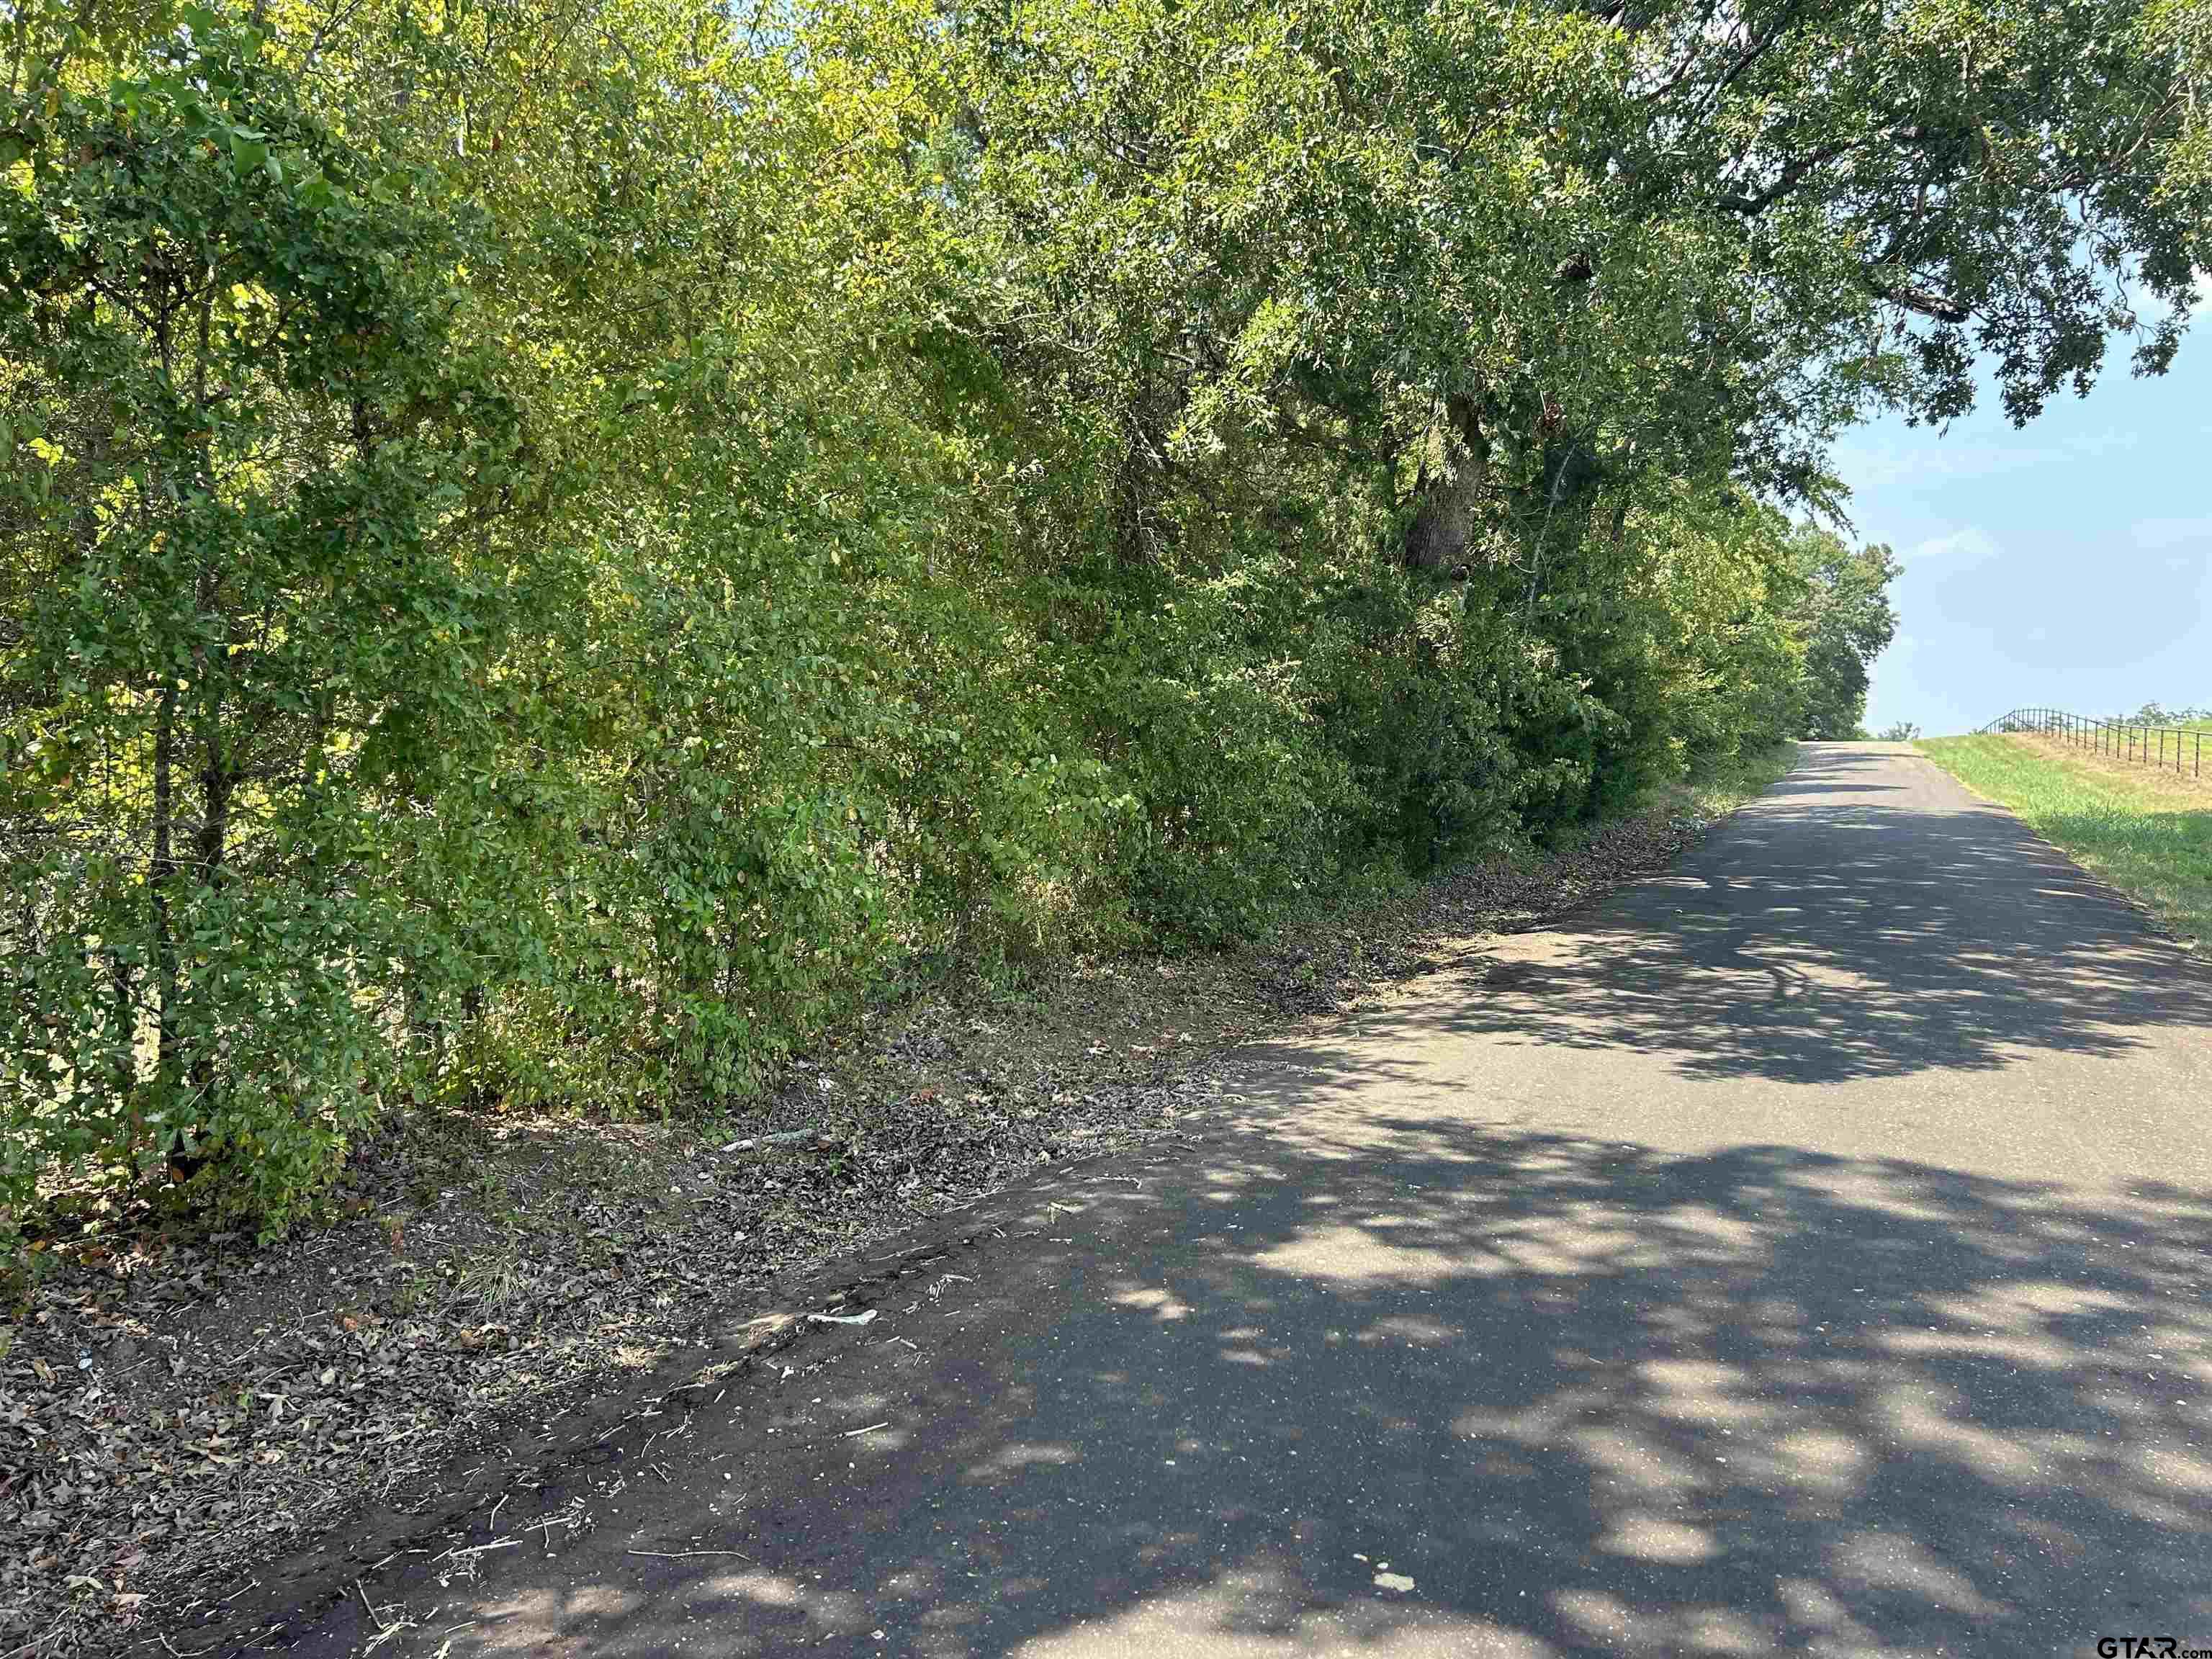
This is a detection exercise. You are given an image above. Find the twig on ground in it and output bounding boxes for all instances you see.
[354,1580,418,1652]
[433,1539,519,1563]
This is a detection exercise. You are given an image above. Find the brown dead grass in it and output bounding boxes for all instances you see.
[2013,731,2212,803]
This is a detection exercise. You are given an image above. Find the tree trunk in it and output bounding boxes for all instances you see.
[1405,394,1488,571]
[148,680,180,1097]
[187,718,233,1108]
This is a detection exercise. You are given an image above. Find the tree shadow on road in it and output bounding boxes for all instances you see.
[1351,746,2212,1084]
[281,742,2212,1658]
[382,1126,2212,1658]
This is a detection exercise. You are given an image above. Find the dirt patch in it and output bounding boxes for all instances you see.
[1,773,1773,1658]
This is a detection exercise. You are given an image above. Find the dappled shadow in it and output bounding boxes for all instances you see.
[296,1127,2212,1656]
[1306,742,2212,1085]
[240,743,2212,1658]
[2033,805,2212,950]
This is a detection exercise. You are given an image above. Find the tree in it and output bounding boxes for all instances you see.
[1,0,2197,1252]
[2,6,524,1220]
[1610,0,2211,430]
[1786,533,1902,741]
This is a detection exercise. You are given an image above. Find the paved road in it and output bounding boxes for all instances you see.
[258,745,2212,1657]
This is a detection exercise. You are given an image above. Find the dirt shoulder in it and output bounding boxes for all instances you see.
[0,752,1789,1658]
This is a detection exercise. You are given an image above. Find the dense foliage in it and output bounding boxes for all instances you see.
[4,0,2202,1243]
[1791,534,1900,741]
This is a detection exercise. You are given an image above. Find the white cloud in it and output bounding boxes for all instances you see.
[1904,526,2001,567]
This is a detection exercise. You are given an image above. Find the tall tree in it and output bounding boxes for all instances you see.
[1789,532,1902,741]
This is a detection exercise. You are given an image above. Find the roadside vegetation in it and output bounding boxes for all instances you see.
[1,0,2202,1316]
[1919,734,2212,948]
[0,741,1786,1654]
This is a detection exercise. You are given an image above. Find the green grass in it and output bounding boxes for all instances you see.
[1660,740,1801,821]
[1918,733,2212,948]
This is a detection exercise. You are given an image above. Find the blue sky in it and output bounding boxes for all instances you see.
[1830,338,2212,737]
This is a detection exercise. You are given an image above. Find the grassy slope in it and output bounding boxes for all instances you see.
[1918,732,2212,948]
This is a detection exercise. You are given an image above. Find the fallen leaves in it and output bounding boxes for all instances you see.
[3,800,1719,1658]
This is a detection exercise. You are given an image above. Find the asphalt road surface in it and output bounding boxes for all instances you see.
[252,743,2212,1658]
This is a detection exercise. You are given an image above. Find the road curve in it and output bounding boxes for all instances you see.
[253,743,2212,1658]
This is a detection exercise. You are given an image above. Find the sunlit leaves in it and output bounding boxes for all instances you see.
[0,0,2149,1248]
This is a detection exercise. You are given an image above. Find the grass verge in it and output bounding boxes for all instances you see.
[1917,732,2211,948]
[1647,741,1800,823]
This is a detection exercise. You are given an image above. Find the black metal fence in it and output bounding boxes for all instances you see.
[1981,706,2206,778]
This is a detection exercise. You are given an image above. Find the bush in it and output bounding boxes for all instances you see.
[1,0,1926,1251]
